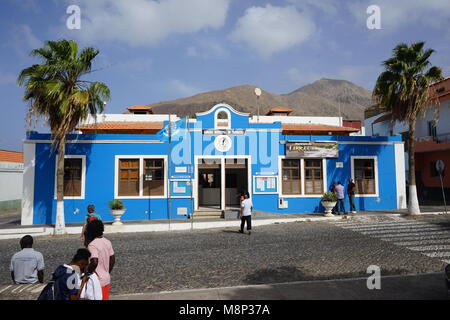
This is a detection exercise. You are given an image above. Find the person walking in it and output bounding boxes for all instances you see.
[10,235,44,284]
[239,191,253,235]
[85,220,115,300]
[347,178,356,214]
[80,204,102,245]
[335,181,347,215]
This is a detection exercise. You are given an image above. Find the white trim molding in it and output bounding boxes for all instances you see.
[278,156,328,198]
[194,155,252,210]
[21,143,36,226]
[195,103,250,117]
[394,143,407,209]
[350,156,379,198]
[54,155,86,200]
[114,155,168,199]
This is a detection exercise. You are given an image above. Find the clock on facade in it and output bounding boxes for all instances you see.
[214,135,232,152]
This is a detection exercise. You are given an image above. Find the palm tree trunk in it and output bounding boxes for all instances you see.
[407,118,421,215]
[54,138,67,234]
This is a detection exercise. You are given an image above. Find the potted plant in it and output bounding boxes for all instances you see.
[321,192,337,217]
[109,200,126,225]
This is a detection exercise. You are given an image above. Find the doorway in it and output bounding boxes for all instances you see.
[198,159,221,209]
[225,159,248,207]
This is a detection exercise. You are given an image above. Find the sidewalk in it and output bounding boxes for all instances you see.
[0,206,448,240]
[111,272,448,300]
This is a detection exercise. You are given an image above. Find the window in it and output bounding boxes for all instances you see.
[282,159,301,195]
[143,159,164,196]
[215,109,230,128]
[118,159,140,196]
[304,159,323,195]
[353,158,376,195]
[428,121,437,138]
[117,157,166,197]
[63,158,82,197]
[55,155,86,199]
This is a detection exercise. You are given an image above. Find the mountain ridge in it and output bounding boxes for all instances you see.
[148,78,373,120]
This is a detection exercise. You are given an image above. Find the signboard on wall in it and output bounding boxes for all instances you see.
[286,142,338,158]
[253,176,278,194]
[170,180,192,197]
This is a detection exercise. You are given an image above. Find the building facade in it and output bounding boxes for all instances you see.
[22,104,406,225]
[364,77,450,203]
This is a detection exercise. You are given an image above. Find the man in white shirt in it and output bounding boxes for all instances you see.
[239,192,253,235]
[10,235,44,284]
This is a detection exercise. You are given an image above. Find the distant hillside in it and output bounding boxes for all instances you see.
[149,78,373,120]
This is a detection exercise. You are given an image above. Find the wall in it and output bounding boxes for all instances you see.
[0,161,23,211]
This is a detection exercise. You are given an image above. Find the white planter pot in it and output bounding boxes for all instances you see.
[110,209,126,225]
[321,201,337,217]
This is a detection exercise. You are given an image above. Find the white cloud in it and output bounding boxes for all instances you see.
[72,0,230,46]
[288,0,339,16]
[349,0,450,32]
[6,25,42,57]
[229,5,315,59]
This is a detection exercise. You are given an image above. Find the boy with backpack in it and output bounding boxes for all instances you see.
[38,248,91,300]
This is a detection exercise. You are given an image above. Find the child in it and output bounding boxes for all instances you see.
[80,272,103,300]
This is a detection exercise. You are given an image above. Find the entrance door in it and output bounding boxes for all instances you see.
[225,159,248,207]
[198,159,221,209]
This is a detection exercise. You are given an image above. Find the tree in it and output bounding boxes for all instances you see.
[373,42,443,215]
[18,39,110,234]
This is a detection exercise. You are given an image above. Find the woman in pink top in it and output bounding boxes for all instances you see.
[85,220,115,300]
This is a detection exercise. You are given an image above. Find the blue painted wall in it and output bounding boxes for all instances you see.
[29,104,402,224]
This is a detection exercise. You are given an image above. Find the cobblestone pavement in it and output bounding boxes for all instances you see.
[0,214,449,299]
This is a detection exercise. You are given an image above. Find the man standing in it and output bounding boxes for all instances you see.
[85,220,115,300]
[335,181,347,215]
[10,235,44,284]
[347,178,356,214]
[239,191,253,235]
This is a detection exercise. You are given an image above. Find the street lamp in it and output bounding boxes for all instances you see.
[254,87,262,123]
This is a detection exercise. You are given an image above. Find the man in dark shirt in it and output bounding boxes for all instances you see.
[347,178,356,214]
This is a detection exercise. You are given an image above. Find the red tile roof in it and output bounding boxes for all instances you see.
[126,105,154,113]
[266,107,293,115]
[0,150,23,163]
[76,122,164,133]
[282,123,360,133]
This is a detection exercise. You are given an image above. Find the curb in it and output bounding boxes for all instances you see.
[0,215,344,240]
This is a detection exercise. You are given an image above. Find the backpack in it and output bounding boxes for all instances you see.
[37,281,55,300]
[86,214,99,223]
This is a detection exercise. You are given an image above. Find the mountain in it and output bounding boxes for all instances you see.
[148,78,373,120]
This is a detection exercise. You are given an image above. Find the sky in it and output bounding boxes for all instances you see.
[0,0,449,152]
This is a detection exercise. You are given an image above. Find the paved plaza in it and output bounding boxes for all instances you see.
[0,214,449,299]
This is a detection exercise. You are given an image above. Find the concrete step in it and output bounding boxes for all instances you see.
[194,210,223,218]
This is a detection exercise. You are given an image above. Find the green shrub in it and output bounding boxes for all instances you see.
[108,200,124,210]
[322,191,337,202]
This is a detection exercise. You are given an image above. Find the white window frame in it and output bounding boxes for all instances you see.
[350,156,379,197]
[278,156,327,198]
[54,155,86,200]
[214,108,231,129]
[114,155,168,199]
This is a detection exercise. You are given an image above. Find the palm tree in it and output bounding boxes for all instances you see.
[373,42,443,215]
[18,39,110,234]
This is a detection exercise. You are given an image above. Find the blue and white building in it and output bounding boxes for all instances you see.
[21,103,407,225]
